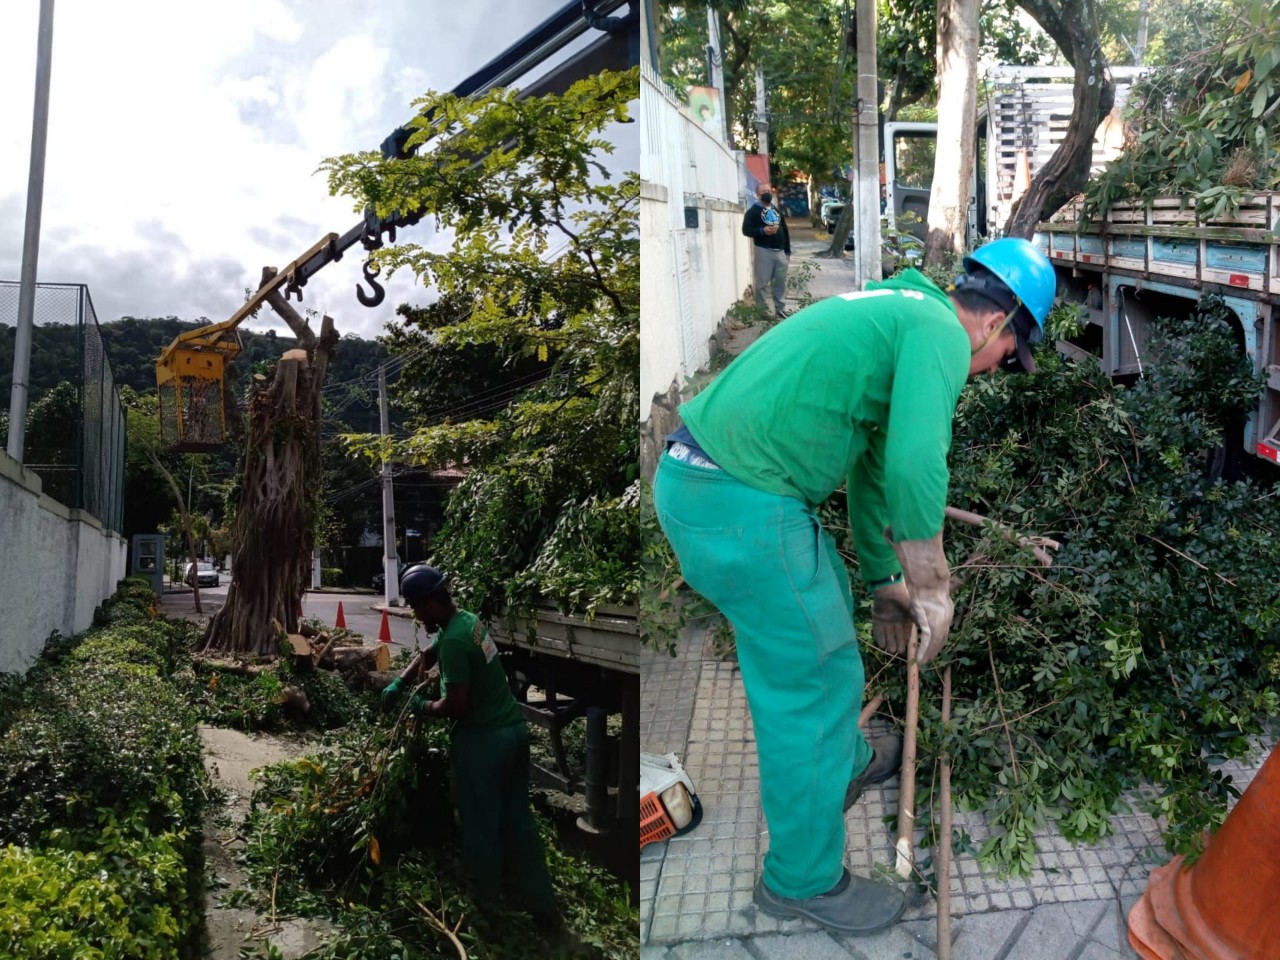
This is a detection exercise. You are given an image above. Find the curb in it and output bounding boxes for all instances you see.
[372,604,415,620]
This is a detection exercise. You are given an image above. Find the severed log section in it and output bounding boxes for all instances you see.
[201,267,340,657]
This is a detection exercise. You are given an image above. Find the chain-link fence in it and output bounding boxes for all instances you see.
[0,281,125,533]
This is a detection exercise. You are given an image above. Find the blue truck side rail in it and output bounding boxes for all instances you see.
[1038,194,1280,466]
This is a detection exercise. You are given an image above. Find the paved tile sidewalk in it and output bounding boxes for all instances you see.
[642,235,1269,958]
[640,626,1267,959]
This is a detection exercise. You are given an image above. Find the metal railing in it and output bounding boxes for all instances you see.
[1,281,126,533]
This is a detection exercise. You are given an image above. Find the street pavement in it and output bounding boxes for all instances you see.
[160,584,431,650]
[640,234,1271,959]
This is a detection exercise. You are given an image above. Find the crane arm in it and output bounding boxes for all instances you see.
[158,0,637,364]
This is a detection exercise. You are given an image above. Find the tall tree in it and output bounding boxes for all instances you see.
[1005,0,1115,237]
[923,0,981,263]
[329,69,639,615]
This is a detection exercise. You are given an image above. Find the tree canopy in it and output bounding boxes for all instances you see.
[328,68,640,615]
[657,0,1047,193]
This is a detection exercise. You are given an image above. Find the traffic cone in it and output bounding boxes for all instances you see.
[335,601,347,629]
[1128,748,1280,958]
[378,609,392,644]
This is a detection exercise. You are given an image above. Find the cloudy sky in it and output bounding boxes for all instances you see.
[0,0,636,341]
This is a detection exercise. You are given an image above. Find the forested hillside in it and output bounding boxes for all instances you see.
[0,316,389,433]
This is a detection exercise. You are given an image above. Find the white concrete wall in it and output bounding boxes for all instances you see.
[640,62,753,422]
[0,451,127,673]
[640,181,680,413]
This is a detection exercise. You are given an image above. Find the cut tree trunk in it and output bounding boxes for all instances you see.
[201,282,339,656]
[823,201,855,258]
[317,644,390,672]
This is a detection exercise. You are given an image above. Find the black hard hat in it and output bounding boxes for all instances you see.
[400,564,447,605]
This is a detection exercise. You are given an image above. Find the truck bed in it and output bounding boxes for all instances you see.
[1038,193,1280,467]
[488,604,639,674]
[1039,194,1280,294]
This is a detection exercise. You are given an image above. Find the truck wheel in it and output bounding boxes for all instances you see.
[1204,421,1244,483]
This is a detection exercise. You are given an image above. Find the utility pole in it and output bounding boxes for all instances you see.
[754,66,769,159]
[7,0,56,462]
[853,0,881,289]
[378,365,399,607]
[706,6,729,145]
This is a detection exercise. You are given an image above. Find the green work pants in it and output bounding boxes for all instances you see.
[654,452,874,899]
[451,721,556,915]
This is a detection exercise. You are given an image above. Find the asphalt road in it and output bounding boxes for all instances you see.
[161,584,431,650]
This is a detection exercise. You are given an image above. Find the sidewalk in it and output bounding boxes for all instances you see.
[641,240,1269,959]
[639,625,1194,960]
[784,222,868,310]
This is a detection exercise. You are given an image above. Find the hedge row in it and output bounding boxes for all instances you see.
[0,577,206,959]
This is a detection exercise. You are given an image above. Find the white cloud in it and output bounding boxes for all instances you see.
[0,0,634,345]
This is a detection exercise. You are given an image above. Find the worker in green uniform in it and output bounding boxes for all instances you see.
[382,564,558,928]
[654,238,1057,936]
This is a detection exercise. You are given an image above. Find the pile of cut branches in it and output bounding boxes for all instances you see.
[1084,0,1280,221]
[238,714,637,959]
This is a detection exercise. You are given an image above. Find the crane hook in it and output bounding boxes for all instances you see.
[356,257,385,308]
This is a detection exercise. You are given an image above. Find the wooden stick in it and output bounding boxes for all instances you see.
[311,633,338,667]
[415,900,468,960]
[1138,533,1236,585]
[896,626,921,879]
[859,692,885,729]
[944,505,1058,567]
[260,266,318,351]
[938,665,954,960]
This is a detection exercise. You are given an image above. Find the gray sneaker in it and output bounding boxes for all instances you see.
[843,732,904,811]
[754,868,906,935]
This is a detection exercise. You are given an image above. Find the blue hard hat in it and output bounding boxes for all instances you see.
[400,564,447,605]
[963,237,1056,329]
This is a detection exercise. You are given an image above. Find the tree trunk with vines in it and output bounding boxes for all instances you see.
[202,270,336,656]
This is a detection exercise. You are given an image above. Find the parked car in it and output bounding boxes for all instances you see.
[184,561,220,588]
[371,561,407,594]
[820,198,846,233]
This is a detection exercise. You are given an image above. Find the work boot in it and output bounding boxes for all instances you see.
[843,732,904,811]
[754,868,905,936]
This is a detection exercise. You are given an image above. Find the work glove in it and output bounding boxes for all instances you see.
[380,677,405,708]
[408,693,429,715]
[887,531,954,665]
[871,580,914,657]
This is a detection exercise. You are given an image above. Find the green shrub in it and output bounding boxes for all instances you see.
[321,567,344,587]
[0,579,206,958]
[0,654,202,846]
[294,666,369,729]
[186,665,287,732]
[0,801,196,960]
[91,577,157,630]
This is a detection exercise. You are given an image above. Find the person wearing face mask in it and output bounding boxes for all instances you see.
[743,181,792,319]
[654,237,1056,937]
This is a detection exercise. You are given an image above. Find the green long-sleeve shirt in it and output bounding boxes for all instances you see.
[680,269,971,583]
